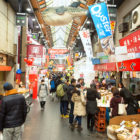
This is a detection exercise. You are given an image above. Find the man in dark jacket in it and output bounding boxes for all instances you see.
[67,79,76,130]
[60,79,69,118]
[86,88,101,131]
[0,82,27,140]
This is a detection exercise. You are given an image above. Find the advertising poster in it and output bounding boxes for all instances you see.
[79,30,93,58]
[89,3,115,55]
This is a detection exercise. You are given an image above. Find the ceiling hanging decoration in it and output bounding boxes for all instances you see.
[42,1,88,26]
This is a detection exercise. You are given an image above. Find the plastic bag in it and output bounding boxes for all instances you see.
[0,132,3,140]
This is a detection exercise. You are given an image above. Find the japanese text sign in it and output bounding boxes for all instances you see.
[119,29,140,53]
[79,30,93,58]
[89,3,112,39]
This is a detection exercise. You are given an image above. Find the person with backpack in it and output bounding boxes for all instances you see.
[50,77,56,101]
[38,80,48,110]
[58,79,69,119]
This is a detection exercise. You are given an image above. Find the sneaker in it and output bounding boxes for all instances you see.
[63,115,69,118]
[61,114,64,118]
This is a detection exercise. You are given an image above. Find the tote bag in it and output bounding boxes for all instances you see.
[118,98,127,115]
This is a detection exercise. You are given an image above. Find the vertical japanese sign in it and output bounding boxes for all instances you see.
[79,30,93,58]
[89,3,115,55]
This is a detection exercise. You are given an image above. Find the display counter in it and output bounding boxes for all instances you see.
[97,89,113,107]
[107,114,140,140]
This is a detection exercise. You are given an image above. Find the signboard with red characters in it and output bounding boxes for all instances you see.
[48,49,69,54]
[118,58,140,71]
[119,29,140,53]
[94,62,116,71]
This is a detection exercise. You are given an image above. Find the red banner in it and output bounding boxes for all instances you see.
[94,62,116,71]
[119,29,140,53]
[117,58,140,71]
[94,59,140,71]
[27,45,43,58]
[48,49,69,54]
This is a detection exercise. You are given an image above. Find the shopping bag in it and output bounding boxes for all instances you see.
[118,103,127,115]
[0,132,3,140]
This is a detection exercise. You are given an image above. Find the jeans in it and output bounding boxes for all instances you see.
[75,116,82,125]
[69,101,74,124]
[60,101,68,115]
[87,113,95,129]
[3,126,22,140]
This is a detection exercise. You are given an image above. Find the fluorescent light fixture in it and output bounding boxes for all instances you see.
[26,8,31,12]
[87,21,90,24]
[36,26,39,28]
[32,18,36,22]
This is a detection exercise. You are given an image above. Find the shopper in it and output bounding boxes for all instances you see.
[118,82,124,91]
[71,88,86,132]
[110,88,122,117]
[0,82,27,140]
[120,88,139,115]
[67,79,76,130]
[86,88,101,131]
[90,76,100,90]
[101,79,108,90]
[38,79,48,110]
[50,77,56,101]
[60,79,69,119]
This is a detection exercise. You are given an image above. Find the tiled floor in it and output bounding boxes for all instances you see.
[22,96,107,140]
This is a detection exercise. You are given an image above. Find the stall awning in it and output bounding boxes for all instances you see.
[0,66,12,71]
[94,58,140,72]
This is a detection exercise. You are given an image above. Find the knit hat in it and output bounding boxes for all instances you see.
[3,82,13,91]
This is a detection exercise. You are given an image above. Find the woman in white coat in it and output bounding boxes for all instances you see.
[38,79,48,110]
[71,88,86,131]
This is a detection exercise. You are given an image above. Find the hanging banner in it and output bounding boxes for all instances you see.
[89,3,112,39]
[89,3,115,55]
[79,30,93,58]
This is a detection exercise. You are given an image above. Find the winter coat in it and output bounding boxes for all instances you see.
[110,95,122,117]
[0,89,27,131]
[67,85,75,102]
[38,84,48,101]
[61,84,68,101]
[86,88,101,115]
[72,92,86,116]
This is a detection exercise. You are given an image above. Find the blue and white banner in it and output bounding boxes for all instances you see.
[89,3,112,39]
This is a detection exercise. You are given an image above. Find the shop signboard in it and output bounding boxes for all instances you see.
[91,58,100,65]
[49,54,68,59]
[117,58,140,71]
[119,29,140,53]
[94,62,116,71]
[48,49,69,54]
[27,45,44,66]
[16,13,26,26]
[89,3,115,55]
[108,55,116,62]
[110,21,116,34]
[115,46,127,55]
[79,30,93,58]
